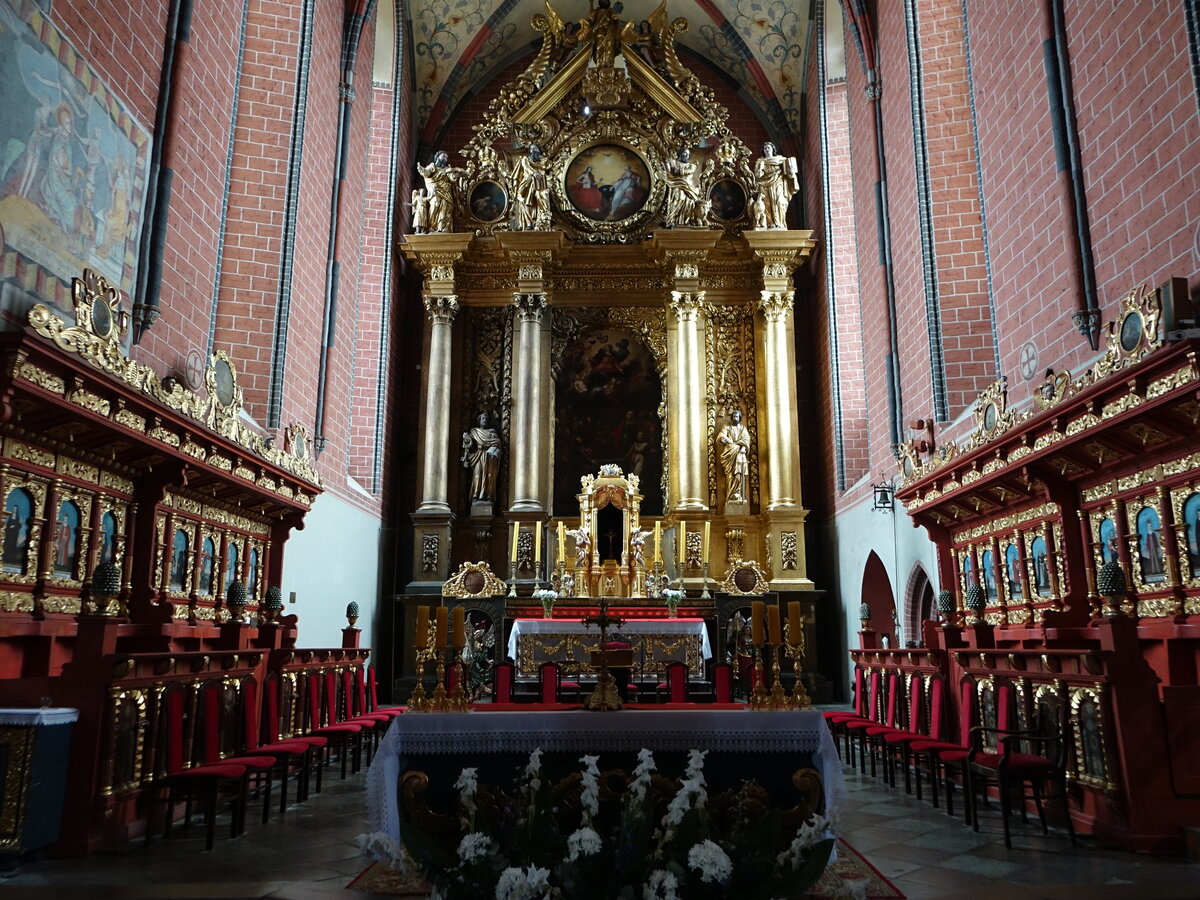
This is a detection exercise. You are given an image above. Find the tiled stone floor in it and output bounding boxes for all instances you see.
[3,757,1198,898]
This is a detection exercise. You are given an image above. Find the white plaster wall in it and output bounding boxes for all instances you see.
[823,489,940,691]
[281,493,382,653]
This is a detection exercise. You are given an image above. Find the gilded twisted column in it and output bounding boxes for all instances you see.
[510,292,548,512]
[671,290,707,510]
[417,295,458,513]
[760,290,798,509]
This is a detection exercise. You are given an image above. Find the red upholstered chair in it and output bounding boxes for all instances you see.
[861,671,905,778]
[357,666,401,721]
[875,672,925,792]
[909,678,977,822]
[263,674,327,797]
[825,665,867,759]
[367,666,405,716]
[967,692,1077,848]
[144,685,248,851]
[340,668,390,762]
[197,681,280,827]
[711,662,733,704]
[305,671,363,778]
[538,661,564,704]
[657,661,689,703]
[493,660,515,703]
[843,669,884,772]
[240,677,318,814]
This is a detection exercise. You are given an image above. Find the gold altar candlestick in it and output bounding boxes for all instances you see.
[700,561,711,599]
[408,609,433,712]
[768,644,788,709]
[430,650,449,712]
[750,646,770,709]
[788,642,812,709]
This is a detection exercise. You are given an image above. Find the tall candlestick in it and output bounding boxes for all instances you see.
[768,604,782,645]
[511,522,520,562]
[703,521,711,563]
[435,606,448,649]
[534,523,541,563]
[654,521,661,563]
[788,601,802,640]
[452,606,465,649]
[415,606,429,649]
[680,522,688,564]
[558,521,566,561]
[751,600,765,645]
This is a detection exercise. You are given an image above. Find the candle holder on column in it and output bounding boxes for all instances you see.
[749,646,770,709]
[700,562,711,600]
[508,560,517,598]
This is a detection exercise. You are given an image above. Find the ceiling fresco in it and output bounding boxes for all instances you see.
[410,0,812,149]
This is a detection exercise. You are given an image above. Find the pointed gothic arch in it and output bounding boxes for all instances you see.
[860,550,896,648]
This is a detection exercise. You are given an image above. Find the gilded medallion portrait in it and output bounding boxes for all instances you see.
[709,179,747,222]
[565,144,650,222]
[468,180,507,223]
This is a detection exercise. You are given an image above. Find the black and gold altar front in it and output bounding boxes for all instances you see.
[399,2,818,613]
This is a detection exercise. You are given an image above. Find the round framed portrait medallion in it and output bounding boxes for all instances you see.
[1119,310,1144,353]
[709,179,747,222]
[213,357,236,408]
[564,143,651,222]
[468,180,507,223]
[90,298,113,339]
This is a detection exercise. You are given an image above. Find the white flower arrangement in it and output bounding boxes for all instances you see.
[662,588,684,604]
[397,746,835,900]
[532,588,558,615]
[687,838,733,884]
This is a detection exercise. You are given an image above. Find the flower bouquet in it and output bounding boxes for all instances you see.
[394,747,835,900]
[662,588,683,618]
[533,589,558,619]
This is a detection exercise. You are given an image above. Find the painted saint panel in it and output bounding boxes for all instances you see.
[0,0,149,320]
[553,328,662,517]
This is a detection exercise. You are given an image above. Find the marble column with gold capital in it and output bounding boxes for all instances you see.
[670,290,707,510]
[417,295,459,513]
[510,292,548,512]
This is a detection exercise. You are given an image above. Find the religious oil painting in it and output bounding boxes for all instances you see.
[1136,506,1166,583]
[980,548,997,600]
[2,487,33,573]
[0,0,149,321]
[565,144,650,222]
[169,529,189,591]
[1004,542,1022,598]
[1182,492,1200,579]
[1098,517,1118,566]
[53,499,80,578]
[553,327,662,517]
[709,178,747,222]
[468,180,506,223]
[1030,536,1051,596]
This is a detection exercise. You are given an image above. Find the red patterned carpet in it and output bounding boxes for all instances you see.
[347,838,904,898]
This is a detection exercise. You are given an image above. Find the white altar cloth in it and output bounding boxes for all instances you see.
[365,709,845,855]
[506,617,712,676]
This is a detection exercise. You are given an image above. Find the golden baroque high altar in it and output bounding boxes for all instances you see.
[399,1,818,599]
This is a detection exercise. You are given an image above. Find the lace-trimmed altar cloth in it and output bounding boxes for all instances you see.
[364,708,846,856]
[506,618,712,679]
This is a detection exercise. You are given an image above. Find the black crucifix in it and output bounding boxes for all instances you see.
[603,528,619,561]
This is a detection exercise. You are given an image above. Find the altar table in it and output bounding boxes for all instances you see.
[506,617,712,679]
[365,708,845,854]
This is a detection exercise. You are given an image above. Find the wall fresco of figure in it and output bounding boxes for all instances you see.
[0,0,149,321]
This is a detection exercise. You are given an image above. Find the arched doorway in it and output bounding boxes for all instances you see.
[903,564,935,647]
[860,551,896,648]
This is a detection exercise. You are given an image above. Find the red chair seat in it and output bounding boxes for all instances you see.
[254,741,311,755]
[883,731,920,744]
[349,713,392,723]
[826,712,865,722]
[288,735,328,748]
[865,725,906,737]
[909,739,964,752]
[221,754,279,769]
[312,723,362,734]
[938,748,969,763]
[972,752,1054,771]
[561,681,581,689]
[169,763,247,780]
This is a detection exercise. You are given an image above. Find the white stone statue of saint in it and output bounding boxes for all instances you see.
[566,525,591,569]
[753,142,799,229]
[628,527,649,568]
